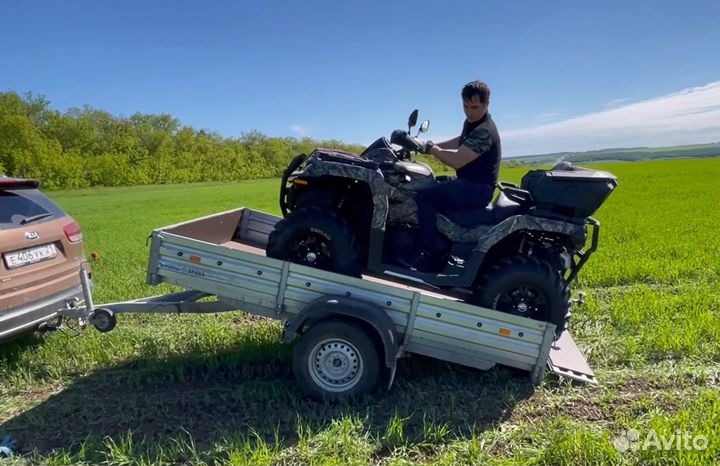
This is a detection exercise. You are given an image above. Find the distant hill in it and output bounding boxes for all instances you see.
[507,142,720,165]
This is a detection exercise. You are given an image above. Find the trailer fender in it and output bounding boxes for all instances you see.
[283,295,399,369]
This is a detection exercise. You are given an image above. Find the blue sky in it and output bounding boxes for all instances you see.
[2,0,720,156]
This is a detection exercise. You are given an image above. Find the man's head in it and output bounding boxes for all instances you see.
[461,81,490,123]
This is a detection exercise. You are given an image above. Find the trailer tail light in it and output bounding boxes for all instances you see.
[499,328,512,336]
[63,222,83,243]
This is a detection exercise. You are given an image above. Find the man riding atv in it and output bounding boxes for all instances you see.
[266,85,617,337]
[410,80,501,272]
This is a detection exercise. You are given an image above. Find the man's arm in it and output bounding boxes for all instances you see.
[428,145,479,170]
[435,136,460,150]
[427,126,492,169]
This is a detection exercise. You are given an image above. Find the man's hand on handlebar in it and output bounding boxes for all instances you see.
[419,140,435,154]
[408,137,435,154]
[391,129,430,153]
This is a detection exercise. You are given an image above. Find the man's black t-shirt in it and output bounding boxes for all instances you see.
[456,113,502,185]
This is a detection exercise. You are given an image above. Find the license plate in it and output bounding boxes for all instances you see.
[3,244,58,269]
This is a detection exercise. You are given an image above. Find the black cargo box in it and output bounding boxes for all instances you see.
[521,168,618,218]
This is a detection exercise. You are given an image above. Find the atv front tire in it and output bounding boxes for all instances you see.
[472,255,571,336]
[266,207,363,277]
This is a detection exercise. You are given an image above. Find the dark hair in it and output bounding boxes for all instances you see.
[461,81,490,106]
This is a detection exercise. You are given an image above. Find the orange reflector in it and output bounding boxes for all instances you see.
[499,328,512,336]
[293,179,309,185]
[190,255,202,263]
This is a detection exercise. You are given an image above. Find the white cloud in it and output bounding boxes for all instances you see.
[503,81,720,156]
[290,124,306,137]
[539,112,559,119]
[606,98,630,108]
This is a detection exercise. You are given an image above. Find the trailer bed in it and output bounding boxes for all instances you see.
[141,207,594,386]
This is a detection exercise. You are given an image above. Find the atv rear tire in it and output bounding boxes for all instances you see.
[472,255,571,336]
[266,207,363,277]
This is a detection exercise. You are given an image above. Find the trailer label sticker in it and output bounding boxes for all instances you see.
[158,260,208,278]
[158,260,238,284]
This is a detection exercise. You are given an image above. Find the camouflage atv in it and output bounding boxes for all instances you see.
[267,110,617,335]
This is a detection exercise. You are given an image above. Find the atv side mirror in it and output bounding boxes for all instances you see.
[408,109,419,132]
[418,120,430,135]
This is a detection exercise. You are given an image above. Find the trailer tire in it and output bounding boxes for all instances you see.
[472,255,571,337]
[267,207,362,277]
[90,308,117,333]
[293,320,381,400]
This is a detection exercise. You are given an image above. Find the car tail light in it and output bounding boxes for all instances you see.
[0,177,40,189]
[63,222,83,243]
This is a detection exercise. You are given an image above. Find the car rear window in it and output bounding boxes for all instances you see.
[0,189,67,230]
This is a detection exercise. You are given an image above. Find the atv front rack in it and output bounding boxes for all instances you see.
[279,153,308,216]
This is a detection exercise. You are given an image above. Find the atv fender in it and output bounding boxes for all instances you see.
[299,161,390,229]
[291,186,337,210]
[282,295,399,369]
[475,215,587,254]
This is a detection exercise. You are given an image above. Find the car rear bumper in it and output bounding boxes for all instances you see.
[0,282,89,342]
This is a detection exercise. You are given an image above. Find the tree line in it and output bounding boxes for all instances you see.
[1,91,380,189]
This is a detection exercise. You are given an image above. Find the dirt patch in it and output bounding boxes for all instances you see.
[507,374,704,427]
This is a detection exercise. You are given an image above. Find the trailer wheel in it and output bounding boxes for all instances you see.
[293,320,381,400]
[90,308,116,333]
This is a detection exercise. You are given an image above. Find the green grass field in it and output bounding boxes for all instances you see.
[1,159,720,465]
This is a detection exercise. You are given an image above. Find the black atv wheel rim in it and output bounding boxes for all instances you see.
[289,232,332,268]
[496,284,549,320]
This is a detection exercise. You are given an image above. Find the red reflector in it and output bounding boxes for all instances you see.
[63,222,83,243]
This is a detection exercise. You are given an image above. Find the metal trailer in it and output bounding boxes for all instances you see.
[58,207,596,398]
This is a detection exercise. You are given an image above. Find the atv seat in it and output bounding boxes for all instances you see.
[444,192,524,227]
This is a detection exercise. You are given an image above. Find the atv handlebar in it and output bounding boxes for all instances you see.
[390,129,423,155]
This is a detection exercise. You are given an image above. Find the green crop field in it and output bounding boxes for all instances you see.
[1,158,720,465]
